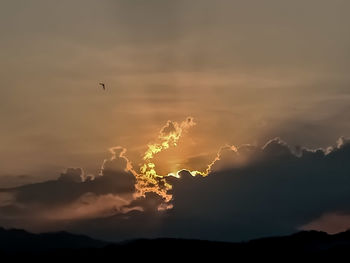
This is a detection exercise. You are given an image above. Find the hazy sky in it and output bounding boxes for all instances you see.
[2,0,350,242]
[1,0,350,181]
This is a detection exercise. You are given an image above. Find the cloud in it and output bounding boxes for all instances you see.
[161,137,350,241]
[68,136,350,242]
[126,192,169,213]
[2,132,350,242]
[41,193,133,220]
[0,117,196,226]
[302,212,350,234]
[137,117,196,202]
[0,147,137,222]
[58,168,85,183]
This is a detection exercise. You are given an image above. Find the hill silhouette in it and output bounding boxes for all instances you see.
[0,227,106,252]
[1,227,350,259]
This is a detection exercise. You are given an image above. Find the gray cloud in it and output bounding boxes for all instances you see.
[2,137,350,242]
[0,150,136,222]
[157,137,350,241]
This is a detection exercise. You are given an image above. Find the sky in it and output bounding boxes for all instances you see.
[1,0,350,241]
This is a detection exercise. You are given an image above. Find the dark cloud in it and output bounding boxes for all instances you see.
[2,137,350,242]
[0,174,44,188]
[58,168,84,183]
[161,137,350,241]
[126,192,167,213]
[0,151,136,220]
[70,137,350,241]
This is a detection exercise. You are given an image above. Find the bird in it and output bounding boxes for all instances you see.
[99,82,105,90]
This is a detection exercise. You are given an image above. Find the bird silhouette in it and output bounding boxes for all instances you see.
[99,83,105,90]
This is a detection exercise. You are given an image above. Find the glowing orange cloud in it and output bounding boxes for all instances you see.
[167,145,238,178]
[136,117,196,202]
[102,118,235,209]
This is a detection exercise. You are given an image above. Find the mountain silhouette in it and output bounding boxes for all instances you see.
[0,227,106,252]
[1,227,350,259]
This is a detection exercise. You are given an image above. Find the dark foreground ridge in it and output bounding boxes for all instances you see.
[1,227,350,259]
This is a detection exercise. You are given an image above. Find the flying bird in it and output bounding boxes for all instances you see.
[99,82,105,90]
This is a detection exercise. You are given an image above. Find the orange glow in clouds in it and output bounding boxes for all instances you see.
[107,117,233,208]
[137,117,196,202]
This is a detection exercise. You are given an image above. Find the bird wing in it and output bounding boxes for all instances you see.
[99,83,106,90]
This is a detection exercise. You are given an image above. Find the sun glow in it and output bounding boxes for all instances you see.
[134,117,196,202]
[108,117,232,208]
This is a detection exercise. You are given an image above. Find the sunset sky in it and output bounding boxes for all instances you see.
[1,0,350,241]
